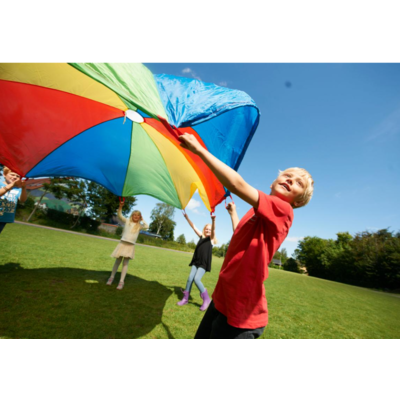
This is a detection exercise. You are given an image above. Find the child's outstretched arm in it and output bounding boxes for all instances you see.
[226,202,239,232]
[182,210,202,238]
[179,133,259,208]
[117,204,127,223]
[210,214,216,243]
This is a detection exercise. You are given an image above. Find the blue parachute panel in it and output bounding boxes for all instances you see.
[154,74,259,129]
[27,118,132,195]
[195,105,260,171]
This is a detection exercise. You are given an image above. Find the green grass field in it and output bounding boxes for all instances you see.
[1,223,399,339]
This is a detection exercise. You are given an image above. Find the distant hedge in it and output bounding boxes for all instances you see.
[46,209,101,232]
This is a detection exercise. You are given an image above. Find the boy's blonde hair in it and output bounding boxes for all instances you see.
[202,223,218,244]
[278,167,314,208]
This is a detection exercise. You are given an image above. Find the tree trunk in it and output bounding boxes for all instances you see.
[70,206,86,229]
[27,190,48,222]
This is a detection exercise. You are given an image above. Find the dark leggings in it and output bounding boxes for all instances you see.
[194,301,265,339]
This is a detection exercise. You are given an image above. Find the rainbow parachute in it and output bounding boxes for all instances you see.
[0,63,260,211]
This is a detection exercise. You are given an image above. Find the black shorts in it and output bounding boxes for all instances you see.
[194,301,265,339]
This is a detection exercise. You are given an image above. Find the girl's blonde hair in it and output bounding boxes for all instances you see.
[129,210,143,234]
[202,223,218,244]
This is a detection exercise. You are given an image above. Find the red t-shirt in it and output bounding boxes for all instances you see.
[212,191,294,329]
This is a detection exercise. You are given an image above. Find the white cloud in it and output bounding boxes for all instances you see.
[192,208,206,215]
[181,67,202,81]
[367,105,400,142]
[218,81,228,87]
[285,236,304,242]
[185,198,206,215]
[186,198,201,211]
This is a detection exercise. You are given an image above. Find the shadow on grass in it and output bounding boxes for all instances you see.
[1,263,23,272]
[0,263,175,339]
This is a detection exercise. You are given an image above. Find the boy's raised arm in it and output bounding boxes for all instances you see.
[19,181,28,203]
[179,133,259,208]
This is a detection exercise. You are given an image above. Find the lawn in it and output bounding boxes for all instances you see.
[1,223,399,339]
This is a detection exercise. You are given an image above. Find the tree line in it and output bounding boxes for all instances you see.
[293,229,400,290]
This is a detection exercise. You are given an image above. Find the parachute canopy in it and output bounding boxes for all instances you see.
[0,63,260,211]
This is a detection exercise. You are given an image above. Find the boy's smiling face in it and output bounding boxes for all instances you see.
[4,171,20,185]
[270,169,307,207]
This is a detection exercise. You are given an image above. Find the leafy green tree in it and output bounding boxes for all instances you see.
[273,248,289,265]
[212,241,230,258]
[295,229,400,290]
[43,178,86,204]
[39,178,88,228]
[283,257,299,273]
[85,181,136,222]
[176,234,186,245]
[149,203,175,235]
[27,177,85,224]
[31,178,137,225]
[150,217,176,241]
[187,239,197,250]
[336,232,353,246]
[280,248,288,264]
[294,236,330,278]
[26,187,49,222]
[350,229,400,289]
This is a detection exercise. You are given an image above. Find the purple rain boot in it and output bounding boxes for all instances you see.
[177,289,190,306]
[199,289,211,311]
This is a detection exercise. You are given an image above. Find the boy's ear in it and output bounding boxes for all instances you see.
[293,199,304,208]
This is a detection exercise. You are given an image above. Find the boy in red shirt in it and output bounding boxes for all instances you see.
[179,133,314,339]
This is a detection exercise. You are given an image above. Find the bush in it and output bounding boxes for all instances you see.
[21,196,35,210]
[115,226,123,236]
[283,258,300,273]
[45,209,100,232]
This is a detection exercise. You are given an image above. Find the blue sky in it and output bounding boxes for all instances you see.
[128,63,400,257]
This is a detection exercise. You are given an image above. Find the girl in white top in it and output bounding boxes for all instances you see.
[107,203,149,290]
